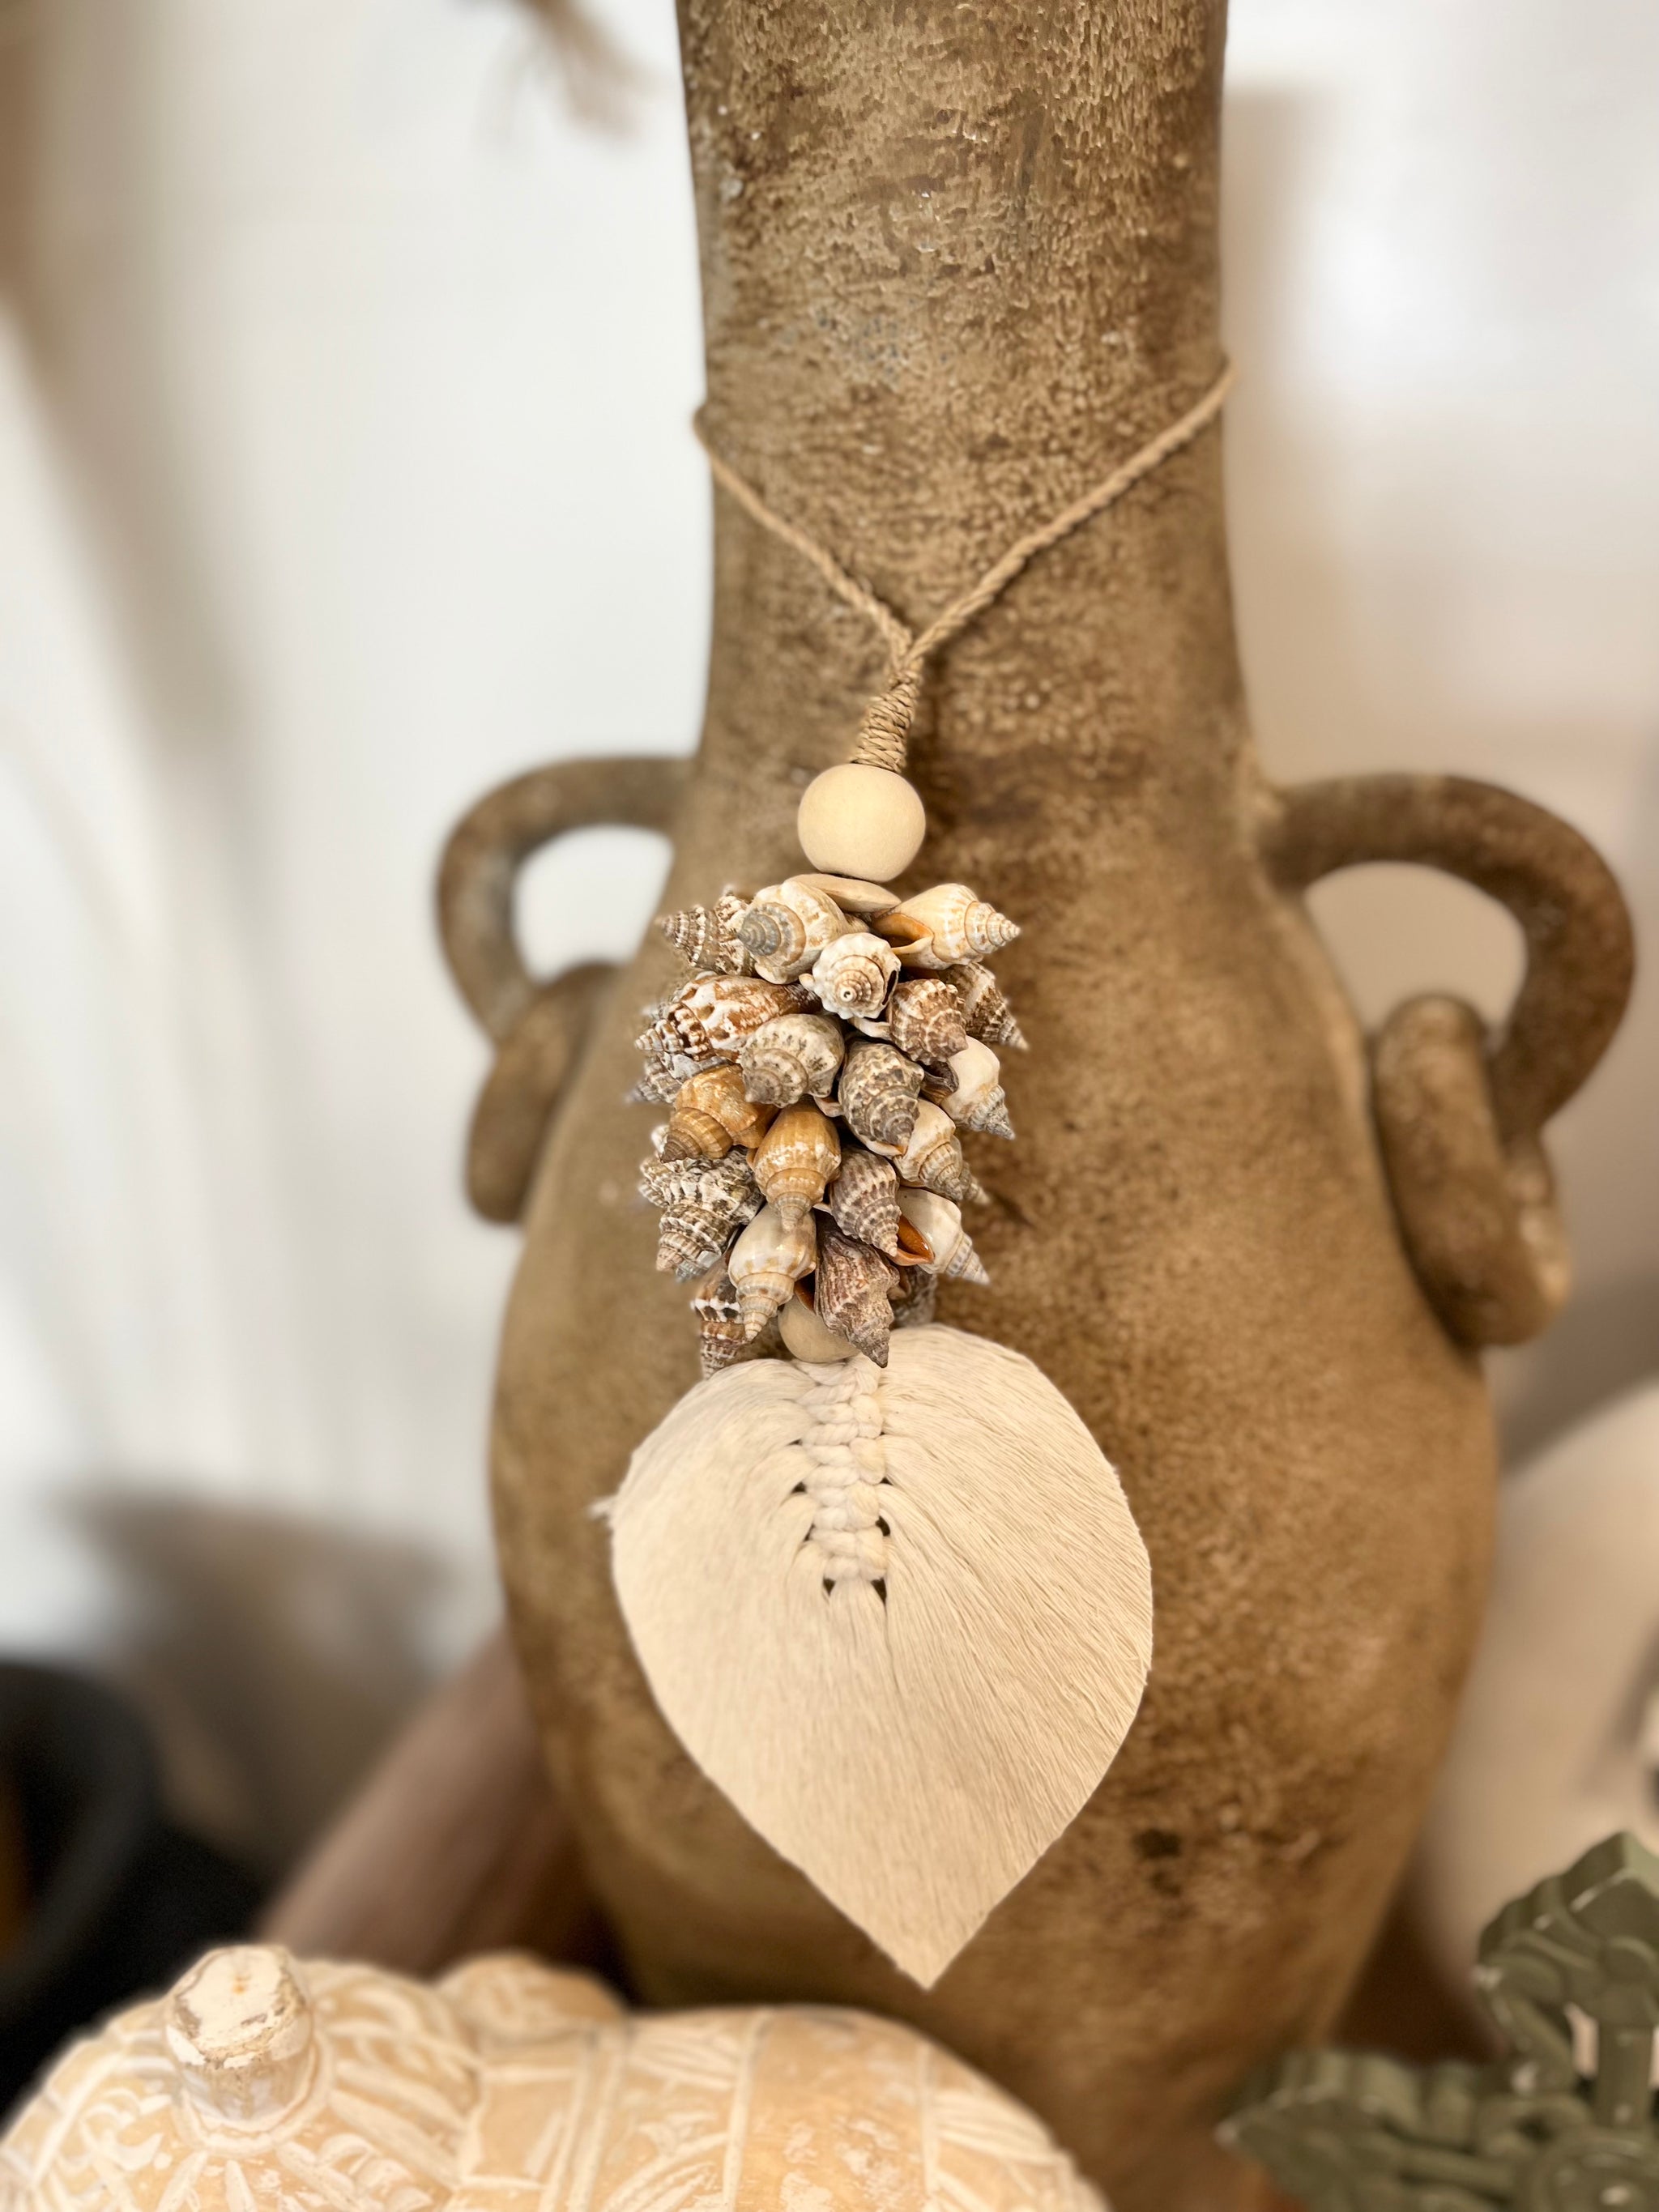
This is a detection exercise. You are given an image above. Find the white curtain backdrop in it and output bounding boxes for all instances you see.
[0,0,1653,1864]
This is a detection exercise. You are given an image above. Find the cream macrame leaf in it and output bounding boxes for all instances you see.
[607,1323,1153,1987]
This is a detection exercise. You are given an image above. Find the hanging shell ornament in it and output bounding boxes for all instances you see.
[622,818,1150,1987]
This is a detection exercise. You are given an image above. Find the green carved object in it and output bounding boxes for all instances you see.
[1221,1833,1659,2212]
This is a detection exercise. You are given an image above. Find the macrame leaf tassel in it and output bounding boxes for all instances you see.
[607,1323,1153,1987]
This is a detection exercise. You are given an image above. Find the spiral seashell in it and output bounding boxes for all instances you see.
[940,961,1026,1050]
[659,1106,733,1161]
[736,879,852,983]
[656,893,752,975]
[738,1012,845,1107]
[727,1203,817,1339]
[873,884,1021,970]
[752,1101,841,1227]
[627,1060,684,1106]
[896,1189,991,1285]
[676,1064,774,1149]
[838,1039,924,1155]
[812,1220,899,1366]
[888,977,970,1070]
[809,931,900,1020]
[689,1262,747,1375]
[637,976,800,1072]
[923,1037,1014,1139]
[892,1099,979,1203]
[653,1154,763,1280]
[825,1145,901,1259]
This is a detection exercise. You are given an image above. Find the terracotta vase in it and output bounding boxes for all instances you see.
[437,3,1632,2206]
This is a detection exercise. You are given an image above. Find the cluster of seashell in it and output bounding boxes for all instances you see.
[634,872,1026,1374]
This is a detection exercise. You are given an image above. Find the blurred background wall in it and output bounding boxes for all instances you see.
[0,0,1653,1879]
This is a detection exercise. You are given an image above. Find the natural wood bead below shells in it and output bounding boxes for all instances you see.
[796,763,927,880]
[779,1294,859,1363]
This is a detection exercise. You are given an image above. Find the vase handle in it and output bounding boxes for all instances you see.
[1263,774,1634,1346]
[437,757,692,1222]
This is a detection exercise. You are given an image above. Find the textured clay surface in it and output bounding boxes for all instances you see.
[478,3,1590,2206]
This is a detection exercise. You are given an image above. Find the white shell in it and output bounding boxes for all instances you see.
[779,1294,860,1364]
[796,763,928,880]
[608,1324,1153,1986]
[898,1189,991,1284]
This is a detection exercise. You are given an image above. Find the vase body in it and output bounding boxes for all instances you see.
[490,3,1496,2206]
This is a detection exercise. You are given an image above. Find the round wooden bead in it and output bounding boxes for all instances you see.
[778,1294,859,1363]
[796,764,926,880]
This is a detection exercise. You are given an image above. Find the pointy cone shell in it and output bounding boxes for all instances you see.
[838,1039,924,1155]
[893,1100,977,1204]
[825,1146,902,1259]
[676,1064,774,1148]
[813,1221,899,1366]
[942,961,1026,1050]
[923,1038,1014,1139]
[659,1106,734,1161]
[638,976,800,1072]
[809,931,900,1020]
[897,1188,991,1285]
[727,1204,817,1340]
[874,884,1020,970]
[656,893,752,974]
[753,1102,841,1227]
[653,1155,763,1280]
[689,1262,746,1375]
[739,1012,845,1107]
[736,880,852,983]
[887,977,970,1069]
[790,874,902,918]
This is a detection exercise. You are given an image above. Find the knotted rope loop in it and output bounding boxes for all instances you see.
[693,359,1235,776]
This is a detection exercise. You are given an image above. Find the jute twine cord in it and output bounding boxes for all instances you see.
[694,358,1236,774]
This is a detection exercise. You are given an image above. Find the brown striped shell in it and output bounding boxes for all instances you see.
[689,1263,747,1375]
[651,1154,763,1281]
[656,893,753,975]
[812,1221,900,1366]
[838,1040,923,1155]
[888,977,970,1070]
[942,961,1026,1051]
[825,1146,902,1259]
[637,975,801,1076]
[739,1012,846,1107]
